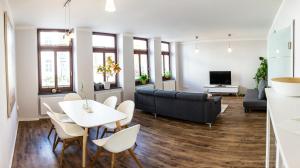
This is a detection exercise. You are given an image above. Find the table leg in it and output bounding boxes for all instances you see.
[116,121,122,131]
[82,128,88,168]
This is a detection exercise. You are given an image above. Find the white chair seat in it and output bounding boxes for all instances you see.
[53,112,74,123]
[59,123,85,139]
[92,137,110,147]
[103,120,128,130]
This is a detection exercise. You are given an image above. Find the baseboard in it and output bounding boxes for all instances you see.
[9,120,19,168]
[18,117,39,122]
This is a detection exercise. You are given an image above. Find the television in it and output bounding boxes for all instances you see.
[209,71,231,85]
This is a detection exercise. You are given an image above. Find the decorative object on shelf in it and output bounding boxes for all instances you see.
[51,88,57,94]
[4,11,16,118]
[271,77,300,97]
[139,74,150,85]
[227,34,232,53]
[163,71,172,80]
[80,83,92,113]
[97,56,121,90]
[254,57,268,87]
[194,36,199,53]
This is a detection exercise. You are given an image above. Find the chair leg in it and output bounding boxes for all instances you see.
[53,136,59,152]
[48,124,54,139]
[111,153,116,168]
[60,140,65,168]
[100,128,107,138]
[96,126,100,139]
[128,149,143,168]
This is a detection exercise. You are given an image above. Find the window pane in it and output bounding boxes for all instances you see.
[105,53,116,83]
[134,54,140,79]
[57,52,71,87]
[41,51,55,88]
[93,53,104,83]
[40,31,69,46]
[93,35,115,48]
[161,43,169,52]
[140,54,148,75]
[164,55,170,73]
[162,55,164,75]
[134,39,147,50]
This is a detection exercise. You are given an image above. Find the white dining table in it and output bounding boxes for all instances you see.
[59,99,127,168]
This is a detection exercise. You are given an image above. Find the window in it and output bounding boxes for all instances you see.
[38,29,73,93]
[92,32,117,86]
[134,37,149,80]
[161,41,171,75]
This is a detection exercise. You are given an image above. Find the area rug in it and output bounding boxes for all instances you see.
[221,104,229,113]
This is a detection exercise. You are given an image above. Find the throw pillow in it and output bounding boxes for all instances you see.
[258,80,267,100]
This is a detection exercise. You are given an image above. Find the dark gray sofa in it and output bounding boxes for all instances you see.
[243,89,267,112]
[135,89,222,126]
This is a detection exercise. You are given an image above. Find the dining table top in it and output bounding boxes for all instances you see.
[59,99,127,128]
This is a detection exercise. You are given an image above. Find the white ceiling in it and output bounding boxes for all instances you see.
[9,0,282,42]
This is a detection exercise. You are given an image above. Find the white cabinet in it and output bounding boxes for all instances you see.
[94,88,122,104]
[204,85,239,95]
[39,94,65,115]
[163,80,176,91]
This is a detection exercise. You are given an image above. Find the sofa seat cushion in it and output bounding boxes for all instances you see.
[154,90,177,98]
[176,92,207,101]
[243,89,266,108]
[136,88,157,95]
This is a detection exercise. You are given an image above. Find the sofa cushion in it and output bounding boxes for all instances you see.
[154,90,177,98]
[243,89,266,108]
[136,88,157,95]
[258,80,267,100]
[176,92,207,101]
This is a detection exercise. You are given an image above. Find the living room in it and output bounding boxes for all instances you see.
[1,0,300,168]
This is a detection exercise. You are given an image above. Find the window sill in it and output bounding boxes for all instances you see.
[38,91,76,96]
[94,86,122,91]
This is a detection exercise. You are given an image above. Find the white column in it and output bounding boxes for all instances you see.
[171,42,180,90]
[149,37,163,89]
[73,28,94,99]
[118,33,135,100]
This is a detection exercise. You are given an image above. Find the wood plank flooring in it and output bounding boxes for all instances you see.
[12,97,270,168]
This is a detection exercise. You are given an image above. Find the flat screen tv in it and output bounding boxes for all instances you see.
[209,71,231,85]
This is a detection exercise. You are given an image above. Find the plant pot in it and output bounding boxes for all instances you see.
[140,80,147,85]
[103,82,111,90]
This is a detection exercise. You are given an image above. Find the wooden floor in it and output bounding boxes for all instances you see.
[12,97,269,168]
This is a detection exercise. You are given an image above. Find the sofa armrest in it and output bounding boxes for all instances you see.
[208,96,222,103]
[204,96,222,123]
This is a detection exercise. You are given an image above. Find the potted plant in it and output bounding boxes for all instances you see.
[139,74,149,85]
[254,57,268,87]
[97,56,121,89]
[162,71,172,81]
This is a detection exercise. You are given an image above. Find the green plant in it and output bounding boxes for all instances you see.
[97,56,121,82]
[163,71,172,80]
[254,57,268,87]
[139,74,149,85]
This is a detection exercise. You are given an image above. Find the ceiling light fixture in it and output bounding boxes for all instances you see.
[105,0,116,12]
[227,34,232,53]
[63,0,74,43]
[195,36,199,53]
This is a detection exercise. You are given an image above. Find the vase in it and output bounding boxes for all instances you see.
[104,82,111,90]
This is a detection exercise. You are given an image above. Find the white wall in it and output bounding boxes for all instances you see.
[178,40,267,94]
[15,28,39,120]
[269,0,300,76]
[0,0,19,167]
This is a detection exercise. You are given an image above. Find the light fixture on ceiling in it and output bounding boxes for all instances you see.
[63,0,74,43]
[227,33,232,53]
[105,0,116,12]
[195,36,199,53]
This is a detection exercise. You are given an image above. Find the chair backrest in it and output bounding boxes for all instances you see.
[47,111,70,139]
[103,96,118,109]
[117,100,135,126]
[43,103,54,113]
[103,124,140,153]
[64,93,82,101]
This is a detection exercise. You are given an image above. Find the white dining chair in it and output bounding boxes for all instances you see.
[43,103,74,142]
[92,125,143,168]
[47,111,84,167]
[63,93,82,101]
[96,96,118,138]
[99,100,135,139]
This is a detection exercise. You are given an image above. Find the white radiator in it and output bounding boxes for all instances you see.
[39,95,65,115]
[163,80,176,91]
[94,88,122,105]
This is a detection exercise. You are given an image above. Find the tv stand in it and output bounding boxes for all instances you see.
[204,85,239,96]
